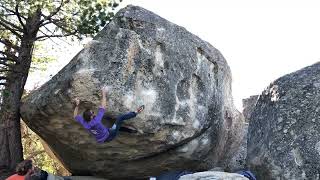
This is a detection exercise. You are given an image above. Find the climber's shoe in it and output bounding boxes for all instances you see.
[136,105,145,114]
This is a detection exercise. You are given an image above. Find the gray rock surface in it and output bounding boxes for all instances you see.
[21,5,244,179]
[247,62,320,179]
[222,123,248,172]
[224,95,259,172]
[179,171,248,180]
[242,95,259,122]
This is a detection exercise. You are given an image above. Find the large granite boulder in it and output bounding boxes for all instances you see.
[21,5,244,179]
[247,62,320,179]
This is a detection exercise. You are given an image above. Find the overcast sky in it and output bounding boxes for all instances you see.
[26,0,320,110]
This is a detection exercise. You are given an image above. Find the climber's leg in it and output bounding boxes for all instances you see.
[105,105,144,142]
[105,112,137,141]
[117,111,137,122]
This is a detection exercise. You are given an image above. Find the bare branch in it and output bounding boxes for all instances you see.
[0,57,18,63]
[0,16,23,32]
[0,19,22,38]
[52,20,80,38]
[0,76,7,80]
[39,25,65,45]
[0,83,7,86]
[39,0,64,25]
[0,57,18,62]
[0,68,20,75]
[0,4,15,14]
[72,10,80,16]
[0,69,11,73]
[0,59,15,67]
[38,29,48,36]
[0,51,18,59]
[40,17,62,27]
[15,3,27,32]
[36,32,76,40]
[0,60,14,68]
[37,28,66,41]
[0,39,20,51]
[42,25,54,34]
[41,26,58,43]
[37,19,78,40]
[3,13,16,16]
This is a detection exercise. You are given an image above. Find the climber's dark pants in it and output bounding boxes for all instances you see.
[105,112,137,142]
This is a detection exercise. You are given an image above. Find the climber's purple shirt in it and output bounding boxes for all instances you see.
[75,107,109,143]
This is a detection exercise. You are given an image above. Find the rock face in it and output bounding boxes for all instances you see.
[179,171,248,180]
[247,62,320,179]
[222,123,248,172]
[242,95,259,122]
[21,5,244,179]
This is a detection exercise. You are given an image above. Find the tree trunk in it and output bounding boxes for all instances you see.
[0,9,40,172]
[0,77,25,171]
[0,40,35,171]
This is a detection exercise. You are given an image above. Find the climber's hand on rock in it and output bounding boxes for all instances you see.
[74,98,80,106]
[100,87,108,108]
[102,87,108,95]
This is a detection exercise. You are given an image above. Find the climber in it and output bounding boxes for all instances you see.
[73,87,145,143]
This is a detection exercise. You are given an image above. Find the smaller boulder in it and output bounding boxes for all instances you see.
[247,62,320,179]
[179,171,248,180]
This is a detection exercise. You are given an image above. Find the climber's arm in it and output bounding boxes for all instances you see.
[74,98,80,118]
[101,87,107,109]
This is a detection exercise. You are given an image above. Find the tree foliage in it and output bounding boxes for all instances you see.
[0,0,121,78]
[21,121,69,175]
[30,42,56,72]
[0,0,122,85]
